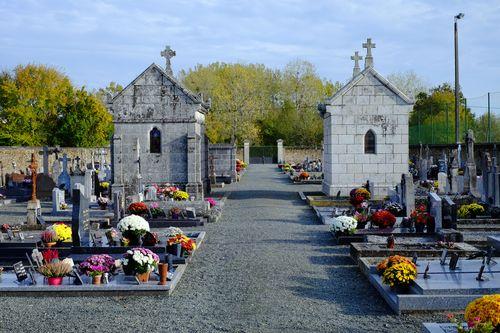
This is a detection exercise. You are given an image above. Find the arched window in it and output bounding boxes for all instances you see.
[364,130,376,154]
[150,128,161,154]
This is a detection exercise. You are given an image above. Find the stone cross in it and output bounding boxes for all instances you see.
[351,51,363,77]
[160,45,176,76]
[466,129,475,163]
[28,153,38,201]
[362,38,376,68]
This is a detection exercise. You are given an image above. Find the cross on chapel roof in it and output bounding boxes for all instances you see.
[362,38,376,68]
[351,51,363,77]
[160,45,176,76]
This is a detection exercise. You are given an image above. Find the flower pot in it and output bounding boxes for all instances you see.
[92,275,102,285]
[47,277,63,285]
[426,219,436,234]
[356,221,368,230]
[167,243,182,257]
[44,242,57,248]
[415,224,425,233]
[158,263,168,285]
[123,232,143,246]
[171,213,180,220]
[99,205,107,210]
[136,271,151,283]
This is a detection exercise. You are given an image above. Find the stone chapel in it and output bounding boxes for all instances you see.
[108,46,210,200]
[318,39,413,198]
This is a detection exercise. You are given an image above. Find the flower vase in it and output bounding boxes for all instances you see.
[136,271,151,283]
[356,221,368,230]
[158,263,168,285]
[415,224,425,233]
[172,213,179,220]
[47,277,63,285]
[92,275,102,285]
[124,232,143,246]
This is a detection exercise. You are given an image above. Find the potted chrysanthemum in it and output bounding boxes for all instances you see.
[79,254,116,285]
[117,215,150,246]
[121,248,160,282]
[39,261,72,286]
[329,216,358,238]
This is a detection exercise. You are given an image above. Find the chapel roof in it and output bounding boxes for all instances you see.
[111,63,210,111]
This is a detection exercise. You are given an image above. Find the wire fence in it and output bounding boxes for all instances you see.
[409,92,500,145]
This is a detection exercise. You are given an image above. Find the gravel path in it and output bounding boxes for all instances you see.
[0,165,445,333]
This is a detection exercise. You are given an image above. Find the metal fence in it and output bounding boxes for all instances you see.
[409,92,500,145]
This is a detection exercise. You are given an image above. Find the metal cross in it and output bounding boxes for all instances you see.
[160,45,176,75]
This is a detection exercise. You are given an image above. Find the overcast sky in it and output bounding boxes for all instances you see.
[1,0,499,104]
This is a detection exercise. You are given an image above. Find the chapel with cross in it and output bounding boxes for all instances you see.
[318,38,413,198]
[108,46,211,200]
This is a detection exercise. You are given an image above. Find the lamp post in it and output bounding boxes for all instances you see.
[454,13,464,144]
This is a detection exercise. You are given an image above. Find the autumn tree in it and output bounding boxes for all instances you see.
[0,64,113,147]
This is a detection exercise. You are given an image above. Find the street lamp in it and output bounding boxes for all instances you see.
[454,12,464,144]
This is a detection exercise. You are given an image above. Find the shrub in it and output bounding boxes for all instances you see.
[458,203,485,218]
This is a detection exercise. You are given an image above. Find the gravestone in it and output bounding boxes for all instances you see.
[57,154,71,193]
[437,172,447,194]
[464,130,479,197]
[145,186,157,201]
[36,174,56,200]
[52,188,66,214]
[401,174,415,216]
[51,158,61,183]
[429,192,442,230]
[442,196,457,229]
[113,191,123,222]
[72,188,90,247]
[185,207,196,219]
[450,149,459,194]
[73,183,85,197]
[84,170,93,200]
[277,139,284,163]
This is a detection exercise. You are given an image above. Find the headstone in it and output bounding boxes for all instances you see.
[57,154,71,193]
[429,192,442,231]
[52,188,66,213]
[27,153,41,226]
[185,207,196,219]
[84,170,93,200]
[13,261,28,282]
[72,188,90,247]
[74,183,85,197]
[450,148,459,193]
[437,172,447,194]
[464,131,479,197]
[441,196,457,229]
[51,158,61,183]
[401,174,415,216]
[145,186,157,201]
[36,174,56,200]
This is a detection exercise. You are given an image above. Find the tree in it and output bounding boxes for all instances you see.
[0,64,113,147]
[387,70,428,100]
[94,82,123,103]
[180,60,338,146]
[410,83,475,144]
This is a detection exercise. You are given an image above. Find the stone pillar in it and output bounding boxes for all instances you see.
[186,135,203,200]
[437,172,447,194]
[84,170,93,200]
[277,139,284,163]
[243,140,250,165]
[429,192,442,231]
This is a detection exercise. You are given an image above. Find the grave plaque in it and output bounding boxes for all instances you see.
[423,262,430,279]
[449,253,459,270]
[185,208,196,219]
[72,188,90,247]
[412,252,418,265]
[6,229,14,240]
[13,261,28,282]
[476,261,486,282]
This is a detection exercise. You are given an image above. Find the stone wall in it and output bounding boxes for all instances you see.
[0,146,110,176]
[235,147,323,164]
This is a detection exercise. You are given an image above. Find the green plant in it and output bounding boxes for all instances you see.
[38,261,72,278]
[458,203,485,218]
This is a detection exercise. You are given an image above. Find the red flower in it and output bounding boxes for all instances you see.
[350,195,365,207]
[128,202,149,215]
[42,249,59,263]
[371,210,396,228]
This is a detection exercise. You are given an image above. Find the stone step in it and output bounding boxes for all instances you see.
[457,218,500,224]
[457,224,500,231]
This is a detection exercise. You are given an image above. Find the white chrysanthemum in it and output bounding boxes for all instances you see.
[117,215,150,233]
[330,216,357,233]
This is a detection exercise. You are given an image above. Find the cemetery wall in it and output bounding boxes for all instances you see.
[235,147,323,163]
[0,146,110,174]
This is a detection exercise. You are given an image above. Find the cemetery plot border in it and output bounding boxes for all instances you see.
[0,264,187,297]
[350,242,479,262]
[358,258,500,314]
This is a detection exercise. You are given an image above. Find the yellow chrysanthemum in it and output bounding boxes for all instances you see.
[465,294,500,326]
